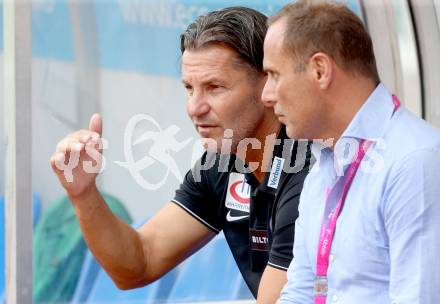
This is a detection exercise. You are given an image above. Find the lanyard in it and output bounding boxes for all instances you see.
[314,95,401,304]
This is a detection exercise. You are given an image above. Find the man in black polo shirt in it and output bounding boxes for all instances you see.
[173,129,311,299]
[51,7,311,303]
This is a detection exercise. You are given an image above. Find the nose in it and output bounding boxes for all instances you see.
[261,78,276,108]
[187,92,210,118]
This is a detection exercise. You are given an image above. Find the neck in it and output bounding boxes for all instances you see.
[322,78,378,148]
[243,113,281,183]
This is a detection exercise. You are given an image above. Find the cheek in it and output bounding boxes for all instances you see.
[186,101,191,117]
[277,86,294,113]
[276,80,292,103]
[212,97,234,119]
[208,96,239,128]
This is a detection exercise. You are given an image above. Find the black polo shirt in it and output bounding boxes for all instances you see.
[172,127,312,297]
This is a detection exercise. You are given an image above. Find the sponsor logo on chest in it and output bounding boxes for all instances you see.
[267,156,285,189]
[225,173,251,213]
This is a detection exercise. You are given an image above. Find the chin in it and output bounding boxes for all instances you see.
[286,126,306,141]
[285,125,295,139]
[199,137,219,152]
[201,136,235,154]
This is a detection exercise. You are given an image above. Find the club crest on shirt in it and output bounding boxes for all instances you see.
[225,173,251,213]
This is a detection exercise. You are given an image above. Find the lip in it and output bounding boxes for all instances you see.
[274,112,284,121]
[197,123,217,128]
[196,124,218,135]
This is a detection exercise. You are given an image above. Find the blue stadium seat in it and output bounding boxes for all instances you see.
[166,232,253,302]
[73,218,177,303]
[32,194,42,227]
[70,250,101,304]
[72,219,148,303]
[33,193,132,303]
[84,256,178,304]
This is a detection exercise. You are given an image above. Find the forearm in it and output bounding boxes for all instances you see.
[70,186,148,289]
[257,266,287,304]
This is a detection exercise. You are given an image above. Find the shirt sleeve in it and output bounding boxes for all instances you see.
[268,169,308,270]
[277,176,315,304]
[384,148,440,304]
[172,152,224,233]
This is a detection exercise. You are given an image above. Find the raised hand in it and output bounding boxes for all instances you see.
[50,113,105,198]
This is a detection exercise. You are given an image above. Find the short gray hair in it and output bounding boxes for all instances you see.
[181,7,268,72]
[269,0,379,81]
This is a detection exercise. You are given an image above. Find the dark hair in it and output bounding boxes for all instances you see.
[269,0,379,81]
[181,7,268,72]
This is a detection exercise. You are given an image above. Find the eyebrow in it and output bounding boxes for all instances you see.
[182,77,226,87]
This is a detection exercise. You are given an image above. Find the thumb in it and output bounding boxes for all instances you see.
[89,113,103,136]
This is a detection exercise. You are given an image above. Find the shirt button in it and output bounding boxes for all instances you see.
[332,294,339,302]
[329,254,336,262]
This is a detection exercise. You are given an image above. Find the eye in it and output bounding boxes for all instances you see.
[267,71,279,82]
[207,84,224,93]
[184,84,194,96]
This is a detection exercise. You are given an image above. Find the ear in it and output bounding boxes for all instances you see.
[308,52,333,90]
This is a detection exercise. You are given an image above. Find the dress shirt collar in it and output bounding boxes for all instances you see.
[311,83,395,171]
[340,82,395,141]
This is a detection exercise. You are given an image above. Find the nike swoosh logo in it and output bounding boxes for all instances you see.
[226,211,249,222]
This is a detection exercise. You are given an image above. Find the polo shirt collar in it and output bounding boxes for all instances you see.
[243,125,289,187]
